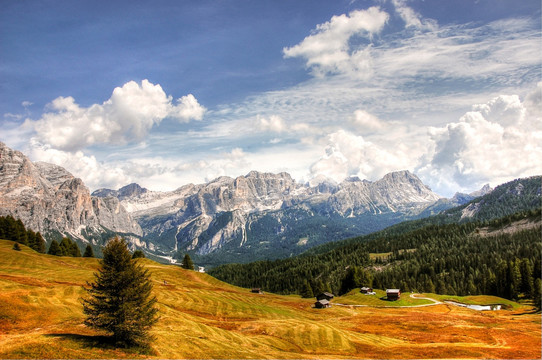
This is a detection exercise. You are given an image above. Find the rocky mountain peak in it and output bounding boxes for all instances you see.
[0,143,142,242]
[470,184,493,197]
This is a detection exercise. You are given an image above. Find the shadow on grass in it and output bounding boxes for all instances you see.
[44,333,156,355]
[44,333,117,349]
[379,296,399,302]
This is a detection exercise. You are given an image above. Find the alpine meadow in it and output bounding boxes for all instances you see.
[0,0,541,359]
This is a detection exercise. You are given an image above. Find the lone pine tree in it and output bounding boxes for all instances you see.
[181,253,194,270]
[81,237,159,348]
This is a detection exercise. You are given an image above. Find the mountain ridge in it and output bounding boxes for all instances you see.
[0,142,142,247]
[93,168,445,264]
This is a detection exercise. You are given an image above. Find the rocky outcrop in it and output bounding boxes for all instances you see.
[0,142,142,243]
[94,169,442,257]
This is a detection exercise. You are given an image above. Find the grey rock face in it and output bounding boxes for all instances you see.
[0,142,142,242]
[96,169,442,257]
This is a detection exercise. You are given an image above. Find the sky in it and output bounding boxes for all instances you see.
[1,0,540,197]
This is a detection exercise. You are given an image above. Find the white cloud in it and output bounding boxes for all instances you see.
[258,115,286,133]
[350,109,385,132]
[27,80,206,151]
[283,7,389,76]
[391,0,437,31]
[309,129,416,183]
[170,94,206,122]
[27,140,132,191]
[417,91,542,195]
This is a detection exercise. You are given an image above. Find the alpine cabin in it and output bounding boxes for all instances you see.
[386,289,401,301]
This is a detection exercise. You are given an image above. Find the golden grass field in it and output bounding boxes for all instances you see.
[0,239,540,359]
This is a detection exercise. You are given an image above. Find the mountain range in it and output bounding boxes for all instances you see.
[0,142,497,265]
[0,143,141,247]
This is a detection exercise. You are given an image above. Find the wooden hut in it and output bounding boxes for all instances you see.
[251,288,263,294]
[386,289,401,301]
[360,287,373,294]
[315,299,331,308]
[316,292,334,301]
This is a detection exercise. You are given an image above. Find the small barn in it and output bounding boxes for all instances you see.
[386,289,401,301]
[315,299,331,309]
[251,288,263,294]
[360,287,373,294]
[316,292,334,301]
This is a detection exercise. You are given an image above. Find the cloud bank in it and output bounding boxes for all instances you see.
[418,85,542,194]
[27,80,206,151]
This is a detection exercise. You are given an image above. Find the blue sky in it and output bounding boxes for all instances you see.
[1,0,541,196]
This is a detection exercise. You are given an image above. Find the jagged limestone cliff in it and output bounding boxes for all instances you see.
[0,143,142,244]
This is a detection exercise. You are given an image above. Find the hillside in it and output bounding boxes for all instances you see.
[208,210,541,298]
[0,240,540,359]
[303,175,541,257]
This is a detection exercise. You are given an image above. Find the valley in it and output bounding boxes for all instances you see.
[0,239,540,359]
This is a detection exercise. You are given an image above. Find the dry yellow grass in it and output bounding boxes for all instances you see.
[0,239,540,359]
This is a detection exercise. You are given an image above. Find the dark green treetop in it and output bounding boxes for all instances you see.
[83,244,95,258]
[81,237,159,348]
[181,254,194,270]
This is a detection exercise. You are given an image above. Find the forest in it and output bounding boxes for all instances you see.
[0,215,46,253]
[208,208,541,306]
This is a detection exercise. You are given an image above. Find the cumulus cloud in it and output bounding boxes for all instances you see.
[309,129,415,183]
[27,140,132,190]
[27,80,206,151]
[417,91,542,195]
[283,7,388,76]
[170,94,206,122]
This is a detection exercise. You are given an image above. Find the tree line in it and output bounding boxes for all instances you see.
[0,215,46,253]
[209,209,542,308]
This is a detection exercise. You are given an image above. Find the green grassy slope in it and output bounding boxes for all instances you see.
[0,240,540,359]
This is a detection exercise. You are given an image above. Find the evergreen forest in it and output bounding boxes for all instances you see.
[209,208,542,307]
[0,215,46,253]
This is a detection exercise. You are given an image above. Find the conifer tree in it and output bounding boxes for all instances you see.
[132,250,145,259]
[82,237,159,348]
[83,244,95,258]
[48,240,61,256]
[181,254,194,270]
[58,237,81,257]
[28,231,46,253]
[300,279,314,298]
[313,279,325,295]
[35,232,46,253]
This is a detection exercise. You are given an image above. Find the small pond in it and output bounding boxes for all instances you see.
[445,301,501,311]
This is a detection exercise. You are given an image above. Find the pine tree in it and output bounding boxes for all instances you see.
[48,240,61,256]
[59,237,81,257]
[313,279,325,295]
[300,279,314,298]
[132,250,145,259]
[181,254,194,270]
[81,237,159,348]
[34,232,46,253]
[83,244,95,258]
